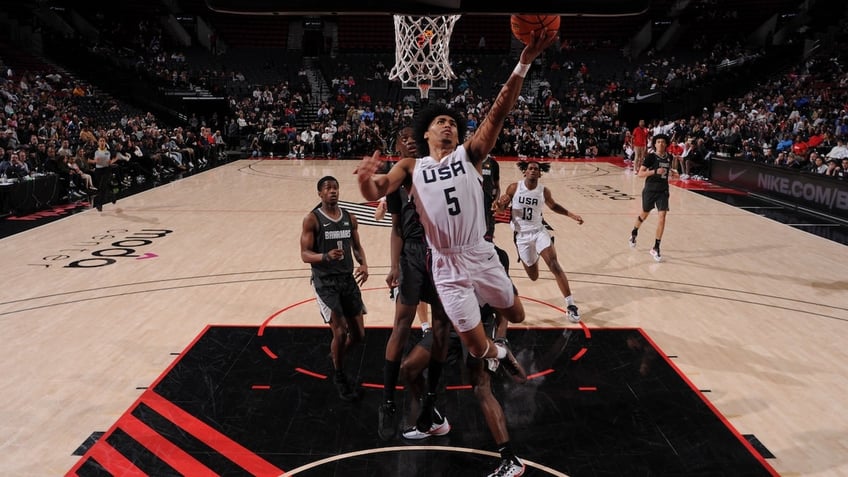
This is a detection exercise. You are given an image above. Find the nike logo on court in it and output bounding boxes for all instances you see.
[727,169,746,181]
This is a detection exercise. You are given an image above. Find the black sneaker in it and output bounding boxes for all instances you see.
[494,339,527,384]
[333,373,359,402]
[378,401,397,441]
[415,392,437,432]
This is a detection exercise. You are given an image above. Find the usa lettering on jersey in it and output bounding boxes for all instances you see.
[422,160,466,183]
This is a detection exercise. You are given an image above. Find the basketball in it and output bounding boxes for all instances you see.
[510,15,560,44]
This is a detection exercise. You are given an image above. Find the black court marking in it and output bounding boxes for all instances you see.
[744,434,776,459]
[67,326,778,476]
[72,431,104,456]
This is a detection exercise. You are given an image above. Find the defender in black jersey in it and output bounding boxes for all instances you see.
[629,134,679,262]
[378,127,450,441]
[481,155,501,242]
[300,175,369,401]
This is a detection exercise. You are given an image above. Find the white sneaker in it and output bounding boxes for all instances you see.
[488,457,525,477]
[680,174,689,180]
[566,305,581,323]
[628,235,637,248]
[650,248,662,262]
[401,415,451,439]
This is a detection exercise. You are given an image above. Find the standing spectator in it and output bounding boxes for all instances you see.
[89,137,118,212]
[632,119,649,170]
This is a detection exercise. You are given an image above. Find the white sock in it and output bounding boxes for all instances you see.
[566,295,575,307]
[496,342,507,359]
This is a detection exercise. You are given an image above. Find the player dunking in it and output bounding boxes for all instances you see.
[358,29,557,477]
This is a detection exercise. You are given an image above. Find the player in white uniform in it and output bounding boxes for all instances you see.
[494,160,584,322]
[357,28,557,477]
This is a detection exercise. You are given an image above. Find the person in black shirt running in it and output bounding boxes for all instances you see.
[628,134,678,262]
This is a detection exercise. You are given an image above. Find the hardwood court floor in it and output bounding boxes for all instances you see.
[1,158,846,476]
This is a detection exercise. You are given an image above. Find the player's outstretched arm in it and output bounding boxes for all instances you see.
[465,30,556,165]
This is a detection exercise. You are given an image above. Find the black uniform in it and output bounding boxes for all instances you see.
[640,152,672,212]
[481,156,500,241]
[385,186,437,306]
[310,207,365,322]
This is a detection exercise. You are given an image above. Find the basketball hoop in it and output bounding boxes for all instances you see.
[389,14,460,89]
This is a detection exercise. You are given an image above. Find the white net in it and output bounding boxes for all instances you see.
[418,82,430,99]
[389,14,460,89]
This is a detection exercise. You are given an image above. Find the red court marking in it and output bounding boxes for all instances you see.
[252,385,271,390]
[295,367,326,379]
[261,345,278,359]
[258,297,316,333]
[142,391,285,477]
[83,441,147,477]
[361,382,404,390]
[527,368,555,379]
[571,347,588,361]
[578,386,597,391]
[118,413,218,477]
[262,290,593,390]
[445,384,473,391]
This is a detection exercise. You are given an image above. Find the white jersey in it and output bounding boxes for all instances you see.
[410,145,486,252]
[510,179,546,233]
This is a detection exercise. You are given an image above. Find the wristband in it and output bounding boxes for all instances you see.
[322,252,329,262]
[513,63,530,78]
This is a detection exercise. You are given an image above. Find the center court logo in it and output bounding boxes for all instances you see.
[573,185,635,200]
[32,228,174,269]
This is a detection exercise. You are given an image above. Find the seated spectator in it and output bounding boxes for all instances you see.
[810,152,826,174]
[825,138,848,161]
[683,138,708,178]
[839,159,848,180]
[0,152,9,178]
[824,158,841,177]
[69,150,96,191]
[4,151,30,179]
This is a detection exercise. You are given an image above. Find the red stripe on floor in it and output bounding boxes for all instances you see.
[83,441,146,477]
[119,413,217,477]
[142,391,285,477]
